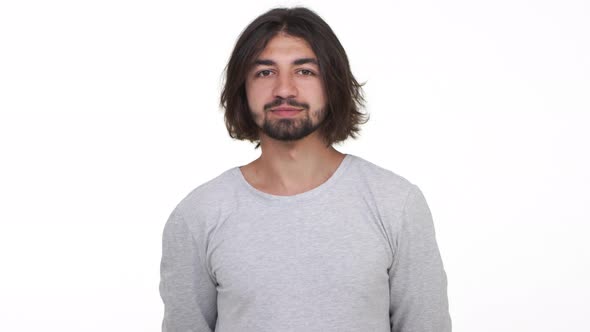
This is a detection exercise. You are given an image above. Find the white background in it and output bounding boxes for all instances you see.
[1,0,588,331]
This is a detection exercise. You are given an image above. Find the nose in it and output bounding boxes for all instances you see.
[272,72,297,99]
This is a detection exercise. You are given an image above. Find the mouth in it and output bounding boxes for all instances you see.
[270,107,304,117]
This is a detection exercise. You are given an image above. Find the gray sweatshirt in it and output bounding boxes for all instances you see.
[159,154,451,331]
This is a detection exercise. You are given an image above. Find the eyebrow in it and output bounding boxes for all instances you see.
[253,58,319,66]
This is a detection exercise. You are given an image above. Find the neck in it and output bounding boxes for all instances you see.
[244,132,345,196]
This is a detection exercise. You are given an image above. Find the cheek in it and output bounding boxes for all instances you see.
[306,82,327,107]
[244,83,267,126]
[245,82,269,111]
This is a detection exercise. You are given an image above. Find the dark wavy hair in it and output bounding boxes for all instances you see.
[220,7,369,149]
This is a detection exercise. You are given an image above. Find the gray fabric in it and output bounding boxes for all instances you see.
[160,154,451,331]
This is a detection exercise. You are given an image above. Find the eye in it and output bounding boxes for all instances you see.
[255,69,273,77]
[298,69,315,76]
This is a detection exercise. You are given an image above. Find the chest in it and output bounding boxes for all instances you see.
[208,200,393,305]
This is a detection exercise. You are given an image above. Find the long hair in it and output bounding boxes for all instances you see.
[220,7,368,149]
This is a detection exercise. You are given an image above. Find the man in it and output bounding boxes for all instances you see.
[159,6,451,332]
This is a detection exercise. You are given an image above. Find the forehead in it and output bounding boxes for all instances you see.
[257,33,317,59]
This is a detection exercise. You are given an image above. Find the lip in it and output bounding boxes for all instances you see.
[270,107,303,118]
[271,107,303,112]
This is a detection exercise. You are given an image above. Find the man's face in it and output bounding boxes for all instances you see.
[245,33,327,142]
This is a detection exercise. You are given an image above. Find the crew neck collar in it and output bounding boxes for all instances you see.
[233,154,354,203]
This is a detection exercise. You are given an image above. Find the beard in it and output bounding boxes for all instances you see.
[262,109,324,141]
[254,98,326,142]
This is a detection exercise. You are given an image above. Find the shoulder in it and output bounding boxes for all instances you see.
[347,154,417,208]
[168,168,240,230]
[345,155,430,248]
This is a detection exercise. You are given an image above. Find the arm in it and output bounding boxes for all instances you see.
[159,211,218,332]
[389,185,452,332]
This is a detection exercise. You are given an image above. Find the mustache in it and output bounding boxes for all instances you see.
[264,98,309,111]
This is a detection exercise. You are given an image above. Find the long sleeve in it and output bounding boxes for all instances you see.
[159,211,218,332]
[389,185,452,332]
